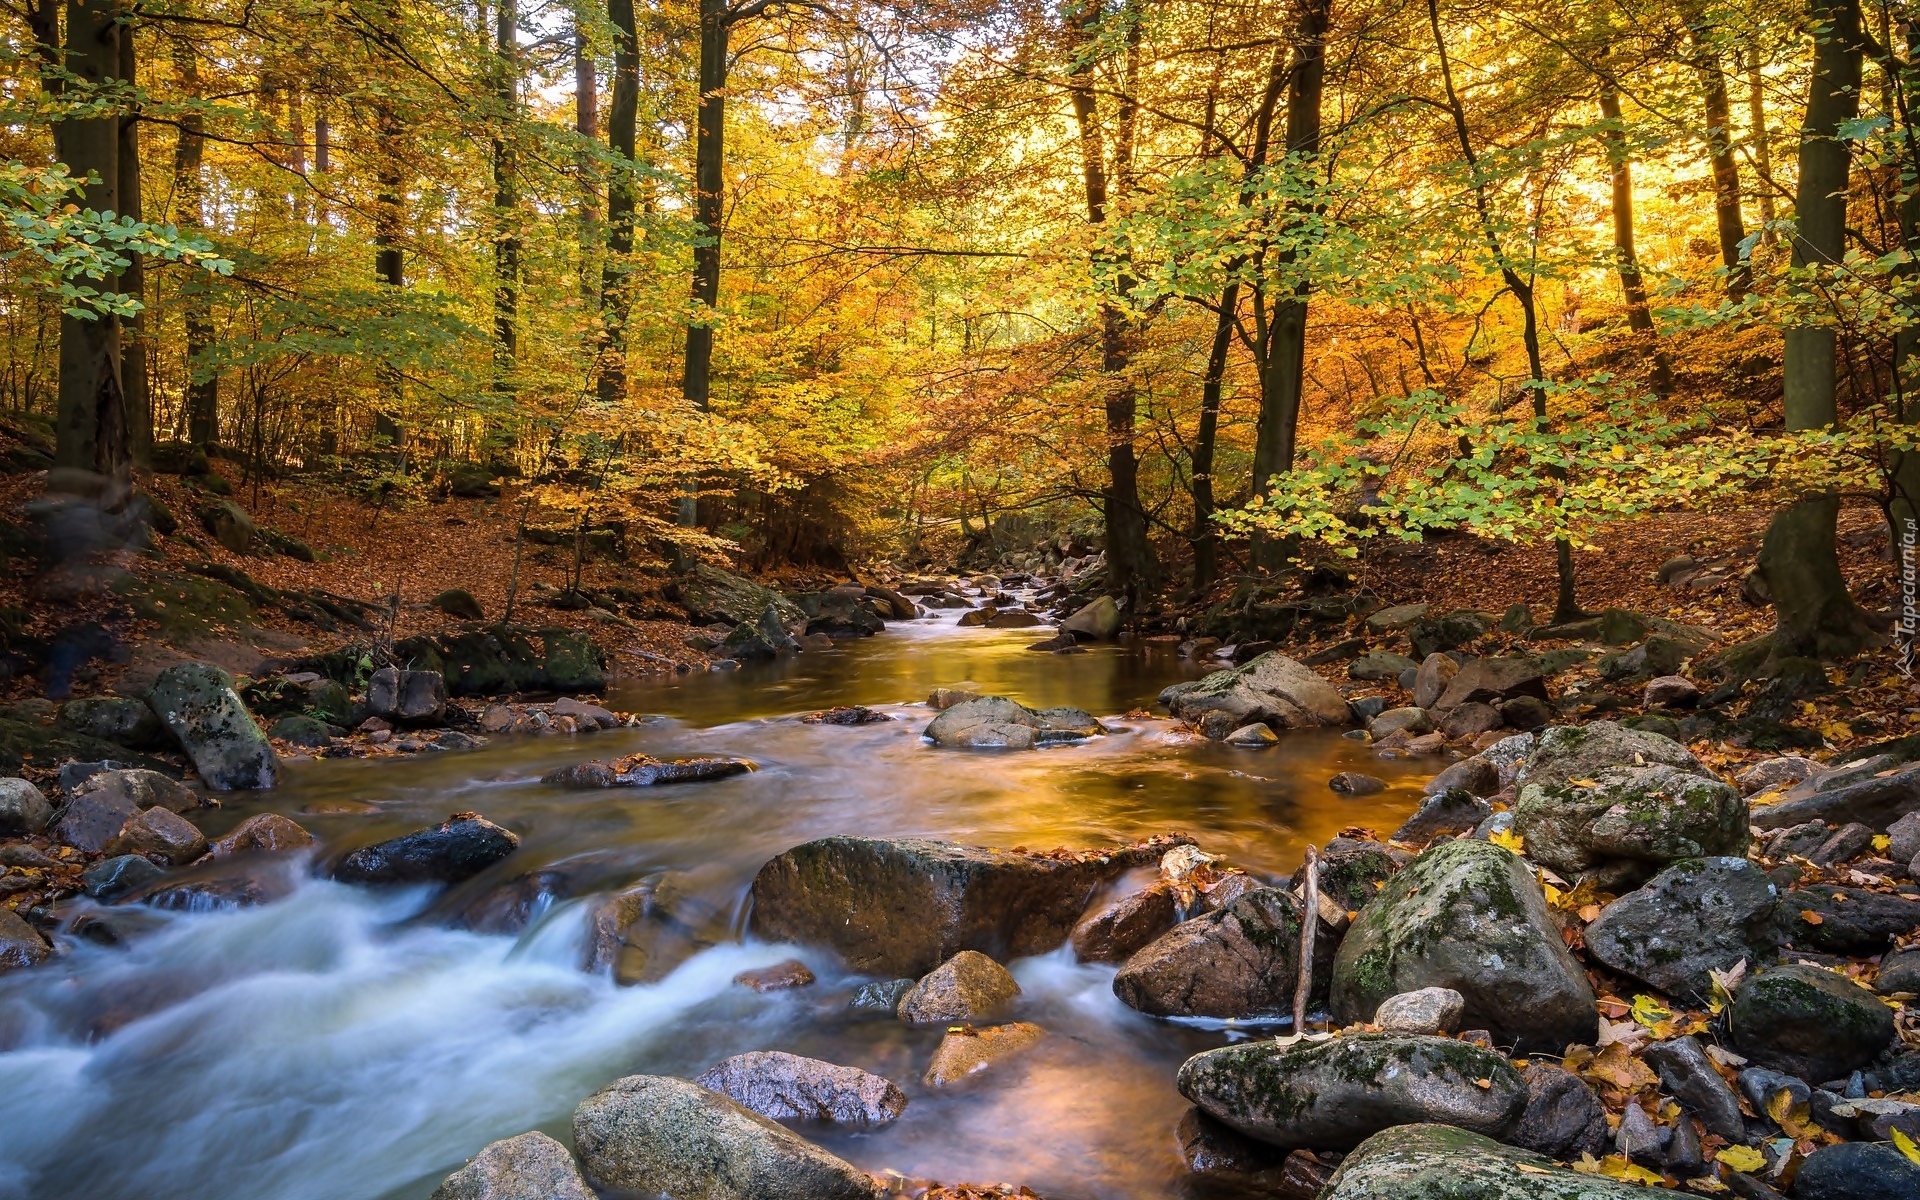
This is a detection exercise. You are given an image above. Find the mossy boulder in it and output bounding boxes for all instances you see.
[1158,651,1351,734]
[146,662,279,790]
[540,629,606,692]
[1176,1034,1526,1151]
[922,696,1103,749]
[1515,720,1707,791]
[1112,887,1330,1019]
[1728,963,1897,1081]
[1584,857,1781,1002]
[197,499,256,553]
[1330,839,1595,1053]
[429,589,485,621]
[1512,764,1748,891]
[56,696,168,750]
[668,562,806,629]
[269,715,334,747]
[0,717,164,775]
[1319,1123,1650,1200]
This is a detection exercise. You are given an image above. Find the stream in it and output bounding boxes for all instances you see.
[0,610,1436,1200]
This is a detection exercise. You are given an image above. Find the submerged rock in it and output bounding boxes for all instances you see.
[694,1051,907,1127]
[428,1131,593,1200]
[571,1074,879,1199]
[923,1022,1044,1087]
[897,950,1019,1023]
[1113,887,1330,1019]
[1158,651,1351,734]
[734,959,815,992]
[541,754,753,787]
[1512,763,1747,890]
[1583,856,1779,1001]
[147,662,279,790]
[331,813,519,885]
[801,705,893,725]
[921,696,1103,749]
[1177,1034,1526,1151]
[747,834,1182,976]
[81,853,164,901]
[1329,839,1595,1053]
[1318,1123,1647,1200]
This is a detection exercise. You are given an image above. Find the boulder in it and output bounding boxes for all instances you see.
[1729,963,1897,1082]
[367,667,448,726]
[571,1075,878,1200]
[1512,764,1747,890]
[1644,675,1701,709]
[1736,756,1823,795]
[542,754,752,787]
[1308,837,1405,912]
[897,950,1019,1023]
[1584,857,1780,1001]
[926,687,981,710]
[0,777,51,835]
[670,563,807,630]
[1437,703,1504,740]
[1350,652,1419,682]
[1112,887,1330,1019]
[1390,788,1491,843]
[269,715,333,747]
[1422,756,1498,798]
[1878,947,1920,994]
[136,863,295,910]
[1642,1035,1744,1143]
[1784,885,1920,953]
[1749,761,1920,832]
[428,589,485,621]
[1886,811,1920,863]
[1070,879,1178,963]
[1515,720,1706,791]
[1061,596,1121,640]
[1792,1140,1920,1200]
[1329,771,1387,796]
[1175,1108,1290,1178]
[1364,602,1429,634]
[52,783,142,854]
[0,907,50,972]
[923,1022,1044,1087]
[694,1052,907,1127]
[1431,658,1548,712]
[1509,1064,1608,1159]
[207,812,314,858]
[81,853,164,900]
[1373,987,1466,1035]
[801,705,891,726]
[1368,707,1433,740]
[1318,1123,1646,1200]
[1330,839,1596,1053]
[147,662,279,790]
[107,806,207,865]
[1177,1035,1525,1151]
[56,696,167,750]
[331,813,519,885]
[1158,652,1351,732]
[428,1131,592,1200]
[1406,611,1491,659]
[747,835,1181,976]
[199,499,255,552]
[921,696,1102,749]
[794,589,886,638]
[1412,654,1458,710]
[1225,722,1278,747]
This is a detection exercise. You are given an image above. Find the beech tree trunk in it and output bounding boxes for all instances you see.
[1596,79,1654,333]
[173,42,218,451]
[681,0,728,420]
[575,4,599,305]
[1688,20,1749,296]
[1191,283,1238,591]
[492,0,520,400]
[372,73,405,451]
[119,23,148,472]
[597,0,639,407]
[1758,0,1878,658]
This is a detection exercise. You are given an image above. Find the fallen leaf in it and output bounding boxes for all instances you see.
[1490,827,1526,854]
[1474,1077,1493,1089]
[1799,909,1824,925]
[1895,1128,1920,1166]
[1514,1163,1552,1175]
[1715,1144,1767,1173]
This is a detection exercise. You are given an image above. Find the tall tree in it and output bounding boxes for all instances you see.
[172,39,218,450]
[491,0,521,400]
[1685,11,1749,296]
[1595,75,1655,333]
[119,17,148,470]
[596,0,638,405]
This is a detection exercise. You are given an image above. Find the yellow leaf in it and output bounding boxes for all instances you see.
[1800,909,1825,926]
[1490,827,1526,854]
[1630,994,1673,1028]
[1598,1155,1665,1184]
[1474,1077,1493,1088]
[1895,1128,1920,1166]
[1569,777,1600,787]
[1514,1163,1552,1174]
[1874,834,1892,853]
[1716,1145,1768,1173]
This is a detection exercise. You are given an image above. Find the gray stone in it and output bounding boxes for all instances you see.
[81,853,164,900]
[1513,763,1747,890]
[1438,703,1505,740]
[1369,707,1433,740]
[1330,839,1596,1053]
[921,695,1102,749]
[147,662,279,790]
[1320,1124,1647,1200]
[1644,675,1701,709]
[1729,963,1897,1082]
[1516,720,1706,791]
[1158,651,1351,731]
[1887,810,1920,866]
[1479,733,1535,789]
[923,1021,1044,1086]
[1584,857,1780,1001]
[1113,887,1328,1019]
[1612,1100,1662,1167]
[1070,879,1178,963]
[428,1131,592,1200]
[51,784,140,854]
[1061,596,1121,639]
[1177,1034,1524,1152]
[367,667,447,726]
[1407,611,1492,659]
[1810,821,1876,867]
[1330,771,1387,796]
[1784,885,1920,953]
[1736,756,1824,795]
[1432,658,1548,712]
[331,814,519,885]
[1792,1141,1920,1200]
[0,777,51,835]
[1509,1064,1608,1160]
[571,1074,878,1199]
[57,696,168,750]
[1498,695,1553,730]
[1643,1035,1745,1142]
[1878,947,1920,994]
[897,950,1019,1023]
[1364,602,1429,634]
[1413,653,1458,710]
[1391,788,1491,843]
[1225,722,1278,747]
[1422,756,1499,797]
[107,806,207,865]
[1373,987,1465,1035]
[0,906,50,972]
[848,979,914,1015]
[1350,652,1419,681]
[207,812,314,858]
[1749,761,1920,832]
[694,1051,906,1127]
[269,715,333,747]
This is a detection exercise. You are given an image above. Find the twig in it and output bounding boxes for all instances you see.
[1294,844,1319,1036]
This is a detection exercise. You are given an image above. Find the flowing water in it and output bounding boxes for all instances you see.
[0,611,1438,1200]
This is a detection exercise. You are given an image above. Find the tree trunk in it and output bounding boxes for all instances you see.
[173,42,218,451]
[119,23,148,472]
[597,0,639,407]
[492,0,519,401]
[1688,20,1749,296]
[373,81,405,451]
[54,0,127,493]
[1596,78,1654,333]
[1191,283,1238,591]
[1748,47,1778,241]
[681,0,728,419]
[575,3,599,305]
[1758,0,1878,658]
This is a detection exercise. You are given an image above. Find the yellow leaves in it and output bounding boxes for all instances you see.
[1628,994,1671,1028]
[1891,1128,1920,1165]
[1874,834,1892,853]
[1489,827,1525,854]
[1568,777,1601,788]
[1767,1087,1816,1139]
[1573,1154,1665,1184]
[1714,1145,1768,1173]
[1513,1163,1552,1175]
[1706,961,1747,1016]
[1584,1041,1658,1092]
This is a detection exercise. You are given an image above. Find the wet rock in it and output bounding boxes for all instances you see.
[1749,760,1920,833]
[0,906,50,971]
[1510,1063,1608,1159]
[57,696,167,750]
[748,834,1181,976]
[332,813,519,885]
[1330,839,1596,1053]
[1792,1141,1920,1200]
[1330,771,1386,796]
[1729,963,1897,1081]
[926,687,981,710]
[581,885,660,983]
[1179,1035,1525,1151]
[1061,597,1121,639]
[428,1131,592,1200]
[848,979,914,1015]
[1878,947,1920,994]
[136,862,295,910]
[923,1022,1044,1087]
[453,870,578,934]
[0,777,51,835]
[1422,756,1498,798]
[1784,885,1920,953]
[1176,1107,1287,1176]
[1438,703,1504,741]
[1070,879,1177,963]
[571,1074,879,1200]
[735,959,816,992]
[1645,675,1701,709]
[695,1051,906,1128]
[1513,763,1747,890]
[795,589,886,638]
[1737,756,1824,795]
[1515,719,1706,791]
[1373,987,1465,1035]
[1319,1123,1645,1200]
[1369,707,1433,740]
[81,853,164,900]
[1113,887,1329,1019]
[1643,1036,1745,1142]
[1585,857,1780,1001]
[367,667,448,726]
[52,784,141,854]
[1432,658,1548,712]
[898,950,1019,1023]
[550,697,618,730]
[0,844,57,868]
[1350,651,1419,682]
[207,812,314,858]
[1412,654,1458,710]
[1665,1111,1704,1176]
[801,705,892,726]
[541,754,752,787]
[670,562,807,630]
[1158,651,1351,732]
[107,806,207,864]
[147,662,279,791]
[921,695,1102,749]
[1390,788,1491,843]
[1612,1100,1662,1167]
[1225,722,1278,747]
